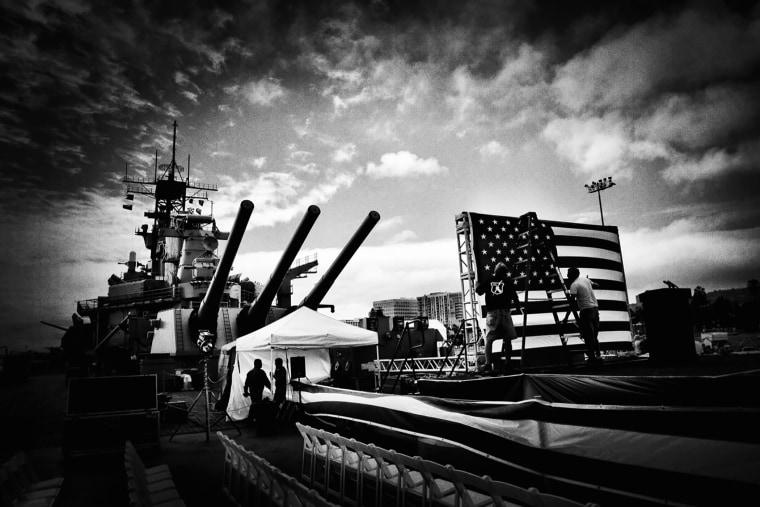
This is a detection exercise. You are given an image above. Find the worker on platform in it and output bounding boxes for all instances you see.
[476,262,521,373]
[567,267,602,362]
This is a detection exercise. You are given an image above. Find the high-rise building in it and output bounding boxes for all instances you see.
[341,318,362,328]
[372,298,420,320]
[418,291,463,328]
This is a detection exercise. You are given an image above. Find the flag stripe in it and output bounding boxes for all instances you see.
[557,246,622,263]
[465,212,632,351]
[517,299,629,314]
[556,256,623,271]
[553,235,622,253]
[511,311,633,329]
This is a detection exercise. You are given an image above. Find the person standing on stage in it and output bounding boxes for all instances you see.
[273,357,287,405]
[567,267,602,362]
[243,358,271,402]
[475,261,522,373]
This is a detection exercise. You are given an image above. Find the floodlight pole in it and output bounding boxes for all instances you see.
[584,177,616,226]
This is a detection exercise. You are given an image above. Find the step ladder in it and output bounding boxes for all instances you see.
[511,212,579,367]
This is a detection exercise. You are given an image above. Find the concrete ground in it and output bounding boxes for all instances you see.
[1,371,304,506]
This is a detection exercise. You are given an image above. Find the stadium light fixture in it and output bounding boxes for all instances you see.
[585,176,616,226]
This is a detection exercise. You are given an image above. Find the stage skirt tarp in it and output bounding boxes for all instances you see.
[417,371,760,407]
[297,380,760,506]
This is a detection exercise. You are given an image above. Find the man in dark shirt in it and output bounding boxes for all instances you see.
[243,358,271,402]
[273,357,287,405]
[475,262,522,373]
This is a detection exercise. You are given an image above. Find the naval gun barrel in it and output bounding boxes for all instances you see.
[300,210,380,310]
[245,205,321,331]
[196,200,254,329]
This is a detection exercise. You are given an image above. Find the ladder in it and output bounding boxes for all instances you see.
[221,308,233,343]
[511,212,579,368]
[174,308,185,353]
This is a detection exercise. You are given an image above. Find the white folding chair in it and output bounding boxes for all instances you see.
[458,471,534,507]
[363,443,402,507]
[415,457,458,507]
[389,452,427,507]
[295,422,319,485]
[350,439,380,506]
[316,429,346,502]
[528,487,600,507]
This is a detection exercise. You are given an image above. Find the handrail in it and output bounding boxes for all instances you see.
[436,317,482,377]
[380,320,428,393]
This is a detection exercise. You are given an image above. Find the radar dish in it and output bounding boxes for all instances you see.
[202,235,219,252]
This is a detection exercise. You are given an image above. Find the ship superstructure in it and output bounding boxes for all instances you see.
[75,122,257,371]
[72,121,379,373]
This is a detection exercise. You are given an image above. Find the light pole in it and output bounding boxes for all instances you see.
[584,177,616,226]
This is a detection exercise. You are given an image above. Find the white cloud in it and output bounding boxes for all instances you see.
[542,115,636,177]
[248,157,266,169]
[552,6,760,114]
[621,219,760,298]
[636,85,759,152]
[375,216,405,233]
[445,45,551,132]
[241,78,286,106]
[479,140,509,159]
[366,151,448,179]
[332,143,357,163]
[216,171,357,227]
[174,72,190,86]
[387,230,418,244]
[244,238,461,320]
[663,148,744,183]
[289,150,312,162]
[180,91,199,103]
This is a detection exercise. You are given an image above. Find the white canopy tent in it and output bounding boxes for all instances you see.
[223,307,378,421]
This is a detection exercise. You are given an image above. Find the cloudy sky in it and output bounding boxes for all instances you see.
[1,0,759,351]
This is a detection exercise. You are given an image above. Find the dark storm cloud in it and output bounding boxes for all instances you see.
[0,0,279,206]
[1,0,757,204]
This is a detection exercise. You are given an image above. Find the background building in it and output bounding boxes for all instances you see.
[418,292,463,328]
[372,297,420,320]
[371,292,463,328]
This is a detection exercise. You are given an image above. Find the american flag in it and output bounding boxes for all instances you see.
[466,211,632,350]
[470,212,561,291]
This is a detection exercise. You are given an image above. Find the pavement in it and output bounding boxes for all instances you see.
[1,371,305,507]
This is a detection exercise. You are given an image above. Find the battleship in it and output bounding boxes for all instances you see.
[55,121,379,382]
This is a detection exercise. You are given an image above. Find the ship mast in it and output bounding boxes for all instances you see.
[123,121,219,280]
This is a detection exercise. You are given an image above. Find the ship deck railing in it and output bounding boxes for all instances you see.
[77,286,180,314]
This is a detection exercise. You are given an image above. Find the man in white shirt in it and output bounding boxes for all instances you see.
[567,267,601,362]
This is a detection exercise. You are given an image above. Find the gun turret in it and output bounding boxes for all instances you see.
[241,205,321,333]
[300,210,380,310]
[192,200,254,337]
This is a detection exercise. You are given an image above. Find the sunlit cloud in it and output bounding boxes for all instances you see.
[479,140,510,159]
[241,78,286,106]
[332,143,357,163]
[366,151,448,179]
[621,218,760,297]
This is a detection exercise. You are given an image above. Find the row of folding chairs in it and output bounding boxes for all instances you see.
[0,451,62,507]
[217,431,339,507]
[295,422,600,507]
[124,440,186,507]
